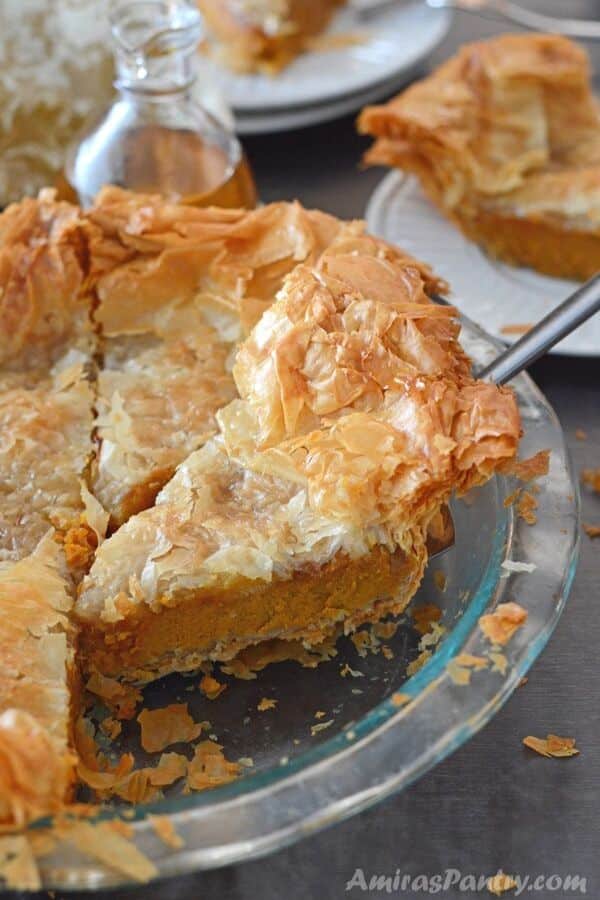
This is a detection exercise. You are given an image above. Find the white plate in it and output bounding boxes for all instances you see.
[235,70,416,135]
[366,172,600,357]
[199,2,451,113]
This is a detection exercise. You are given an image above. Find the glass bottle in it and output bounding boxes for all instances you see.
[61,0,257,209]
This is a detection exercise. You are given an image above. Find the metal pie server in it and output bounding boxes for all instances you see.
[427,272,600,559]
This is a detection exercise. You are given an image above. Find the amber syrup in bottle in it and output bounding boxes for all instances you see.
[61,0,257,209]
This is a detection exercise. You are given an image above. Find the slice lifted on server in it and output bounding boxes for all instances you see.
[359,33,600,281]
[76,227,520,684]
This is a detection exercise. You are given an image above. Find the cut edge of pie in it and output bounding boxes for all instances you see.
[78,545,423,684]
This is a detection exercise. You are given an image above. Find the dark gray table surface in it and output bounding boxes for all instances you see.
[15,6,600,899]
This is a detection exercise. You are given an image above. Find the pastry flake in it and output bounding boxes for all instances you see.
[185,741,240,792]
[522,734,579,759]
[479,602,528,646]
[487,871,518,896]
[137,704,204,753]
[582,467,600,493]
[359,34,600,280]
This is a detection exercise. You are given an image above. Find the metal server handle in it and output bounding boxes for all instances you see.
[478,273,600,385]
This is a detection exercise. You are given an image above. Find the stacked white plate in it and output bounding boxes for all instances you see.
[197,1,452,135]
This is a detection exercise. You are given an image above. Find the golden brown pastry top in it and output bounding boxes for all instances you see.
[0,708,75,828]
[0,190,90,374]
[220,229,518,528]
[91,328,238,525]
[358,34,600,225]
[77,228,519,623]
[85,187,344,340]
[0,186,345,356]
[0,189,348,542]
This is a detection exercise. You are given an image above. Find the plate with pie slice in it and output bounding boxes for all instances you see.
[360,33,600,357]
[197,0,452,112]
[365,171,600,357]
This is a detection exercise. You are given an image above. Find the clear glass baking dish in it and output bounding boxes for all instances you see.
[37,314,580,891]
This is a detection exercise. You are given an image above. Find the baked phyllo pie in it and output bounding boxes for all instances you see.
[197,0,346,73]
[0,537,78,827]
[359,34,600,281]
[0,188,521,832]
[85,188,343,525]
[76,227,520,685]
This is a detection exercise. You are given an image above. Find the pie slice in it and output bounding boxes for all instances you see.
[0,536,78,827]
[85,189,344,525]
[76,227,520,684]
[358,33,600,281]
[198,0,346,74]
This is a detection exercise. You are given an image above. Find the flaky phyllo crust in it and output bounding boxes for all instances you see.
[358,34,600,279]
[86,189,343,524]
[0,188,520,821]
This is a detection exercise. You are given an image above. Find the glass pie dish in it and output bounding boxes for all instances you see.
[36,313,579,891]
